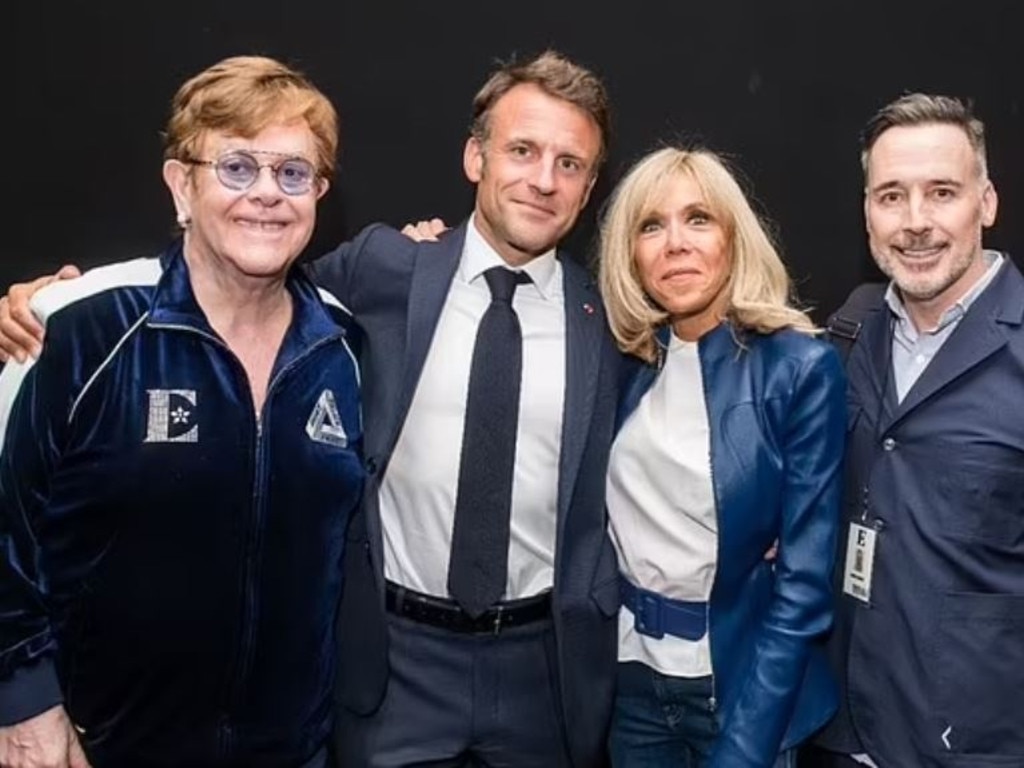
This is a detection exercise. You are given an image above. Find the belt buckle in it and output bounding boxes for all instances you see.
[634,592,664,639]
[491,604,505,635]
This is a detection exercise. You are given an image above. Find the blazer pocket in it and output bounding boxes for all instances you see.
[931,592,1024,757]
[936,460,1024,544]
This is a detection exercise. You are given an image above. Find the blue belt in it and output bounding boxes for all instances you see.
[619,576,708,641]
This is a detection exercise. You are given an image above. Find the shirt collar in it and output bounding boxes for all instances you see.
[884,249,1004,334]
[460,213,559,300]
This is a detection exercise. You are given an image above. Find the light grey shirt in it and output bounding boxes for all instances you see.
[886,251,1004,402]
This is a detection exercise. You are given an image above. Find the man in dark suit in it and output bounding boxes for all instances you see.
[808,94,1024,767]
[0,51,623,767]
[303,51,621,767]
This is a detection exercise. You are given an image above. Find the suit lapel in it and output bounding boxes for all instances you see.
[557,258,604,535]
[850,303,898,431]
[386,226,465,455]
[891,260,1020,426]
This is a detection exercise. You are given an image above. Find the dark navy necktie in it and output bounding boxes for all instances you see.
[447,266,531,617]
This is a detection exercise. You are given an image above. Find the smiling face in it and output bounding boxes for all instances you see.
[864,123,997,322]
[163,120,328,284]
[634,171,732,341]
[464,83,601,266]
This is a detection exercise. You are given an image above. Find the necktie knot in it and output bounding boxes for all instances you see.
[484,266,530,303]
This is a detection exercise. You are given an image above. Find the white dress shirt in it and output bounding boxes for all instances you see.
[380,215,566,599]
[607,334,717,677]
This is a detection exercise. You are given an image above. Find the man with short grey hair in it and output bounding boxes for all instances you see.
[809,92,1024,767]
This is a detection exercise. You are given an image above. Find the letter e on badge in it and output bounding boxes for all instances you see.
[144,389,198,443]
[843,522,877,604]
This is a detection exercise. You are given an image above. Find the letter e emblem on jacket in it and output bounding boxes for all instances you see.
[306,389,348,448]
[144,389,198,443]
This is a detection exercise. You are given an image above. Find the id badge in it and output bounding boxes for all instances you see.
[842,522,877,604]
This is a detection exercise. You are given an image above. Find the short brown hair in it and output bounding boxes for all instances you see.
[469,50,611,170]
[164,55,339,181]
[860,92,987,178]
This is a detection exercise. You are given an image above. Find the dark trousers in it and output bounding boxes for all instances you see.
[334,612,570,767]
[610,661,796,768]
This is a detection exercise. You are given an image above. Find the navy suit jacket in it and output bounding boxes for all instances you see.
[305,222,621,767]
[816,256,1024,766]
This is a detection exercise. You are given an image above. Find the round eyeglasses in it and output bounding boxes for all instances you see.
[185,150,318,196]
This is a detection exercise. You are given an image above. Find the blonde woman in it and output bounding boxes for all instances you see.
[600,147,845,767]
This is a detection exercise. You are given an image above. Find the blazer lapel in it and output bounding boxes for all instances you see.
[851,303,899,432]
[891,260,1020,426]
[385,226,465,455]
[557,258,604,531]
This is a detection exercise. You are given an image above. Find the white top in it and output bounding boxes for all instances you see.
[607,334,717,677]
[380,215,566,599]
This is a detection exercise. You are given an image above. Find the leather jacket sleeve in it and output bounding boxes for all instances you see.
[710,343,846,766]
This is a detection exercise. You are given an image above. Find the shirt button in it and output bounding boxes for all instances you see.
[882,437,896,451]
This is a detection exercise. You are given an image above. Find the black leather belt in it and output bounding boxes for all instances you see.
[385,581,551,635]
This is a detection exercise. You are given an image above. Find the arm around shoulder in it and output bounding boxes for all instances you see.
[302,222,396,304]
[0,266,82,363]
[0,329,81,728]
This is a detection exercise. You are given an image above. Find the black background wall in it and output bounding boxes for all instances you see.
[10,1,1022,321]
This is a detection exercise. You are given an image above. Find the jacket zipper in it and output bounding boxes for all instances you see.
[696,344,720,717]
[657,337,720,715]
[228,333,349,724]
[147,322,345,755]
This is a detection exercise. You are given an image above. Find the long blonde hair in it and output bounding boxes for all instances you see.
[598,147,816,363]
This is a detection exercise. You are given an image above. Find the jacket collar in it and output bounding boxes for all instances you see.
[886,254,1022,424]
[617,321,736,430]
[147,239,346,363]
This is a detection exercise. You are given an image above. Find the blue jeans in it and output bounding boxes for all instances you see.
[610,661,796,768]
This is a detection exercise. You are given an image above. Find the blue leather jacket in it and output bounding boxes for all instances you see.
[0,242,364,766]
[617,323,845,767]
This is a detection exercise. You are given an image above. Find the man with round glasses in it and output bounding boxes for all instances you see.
[184,149,319,196]
[0,50,622,767]
[0,56,362,767]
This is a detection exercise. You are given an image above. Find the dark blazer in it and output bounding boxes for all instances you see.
[618,324,845,767]
[305,222,622,767]
[816,257,1024,766]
